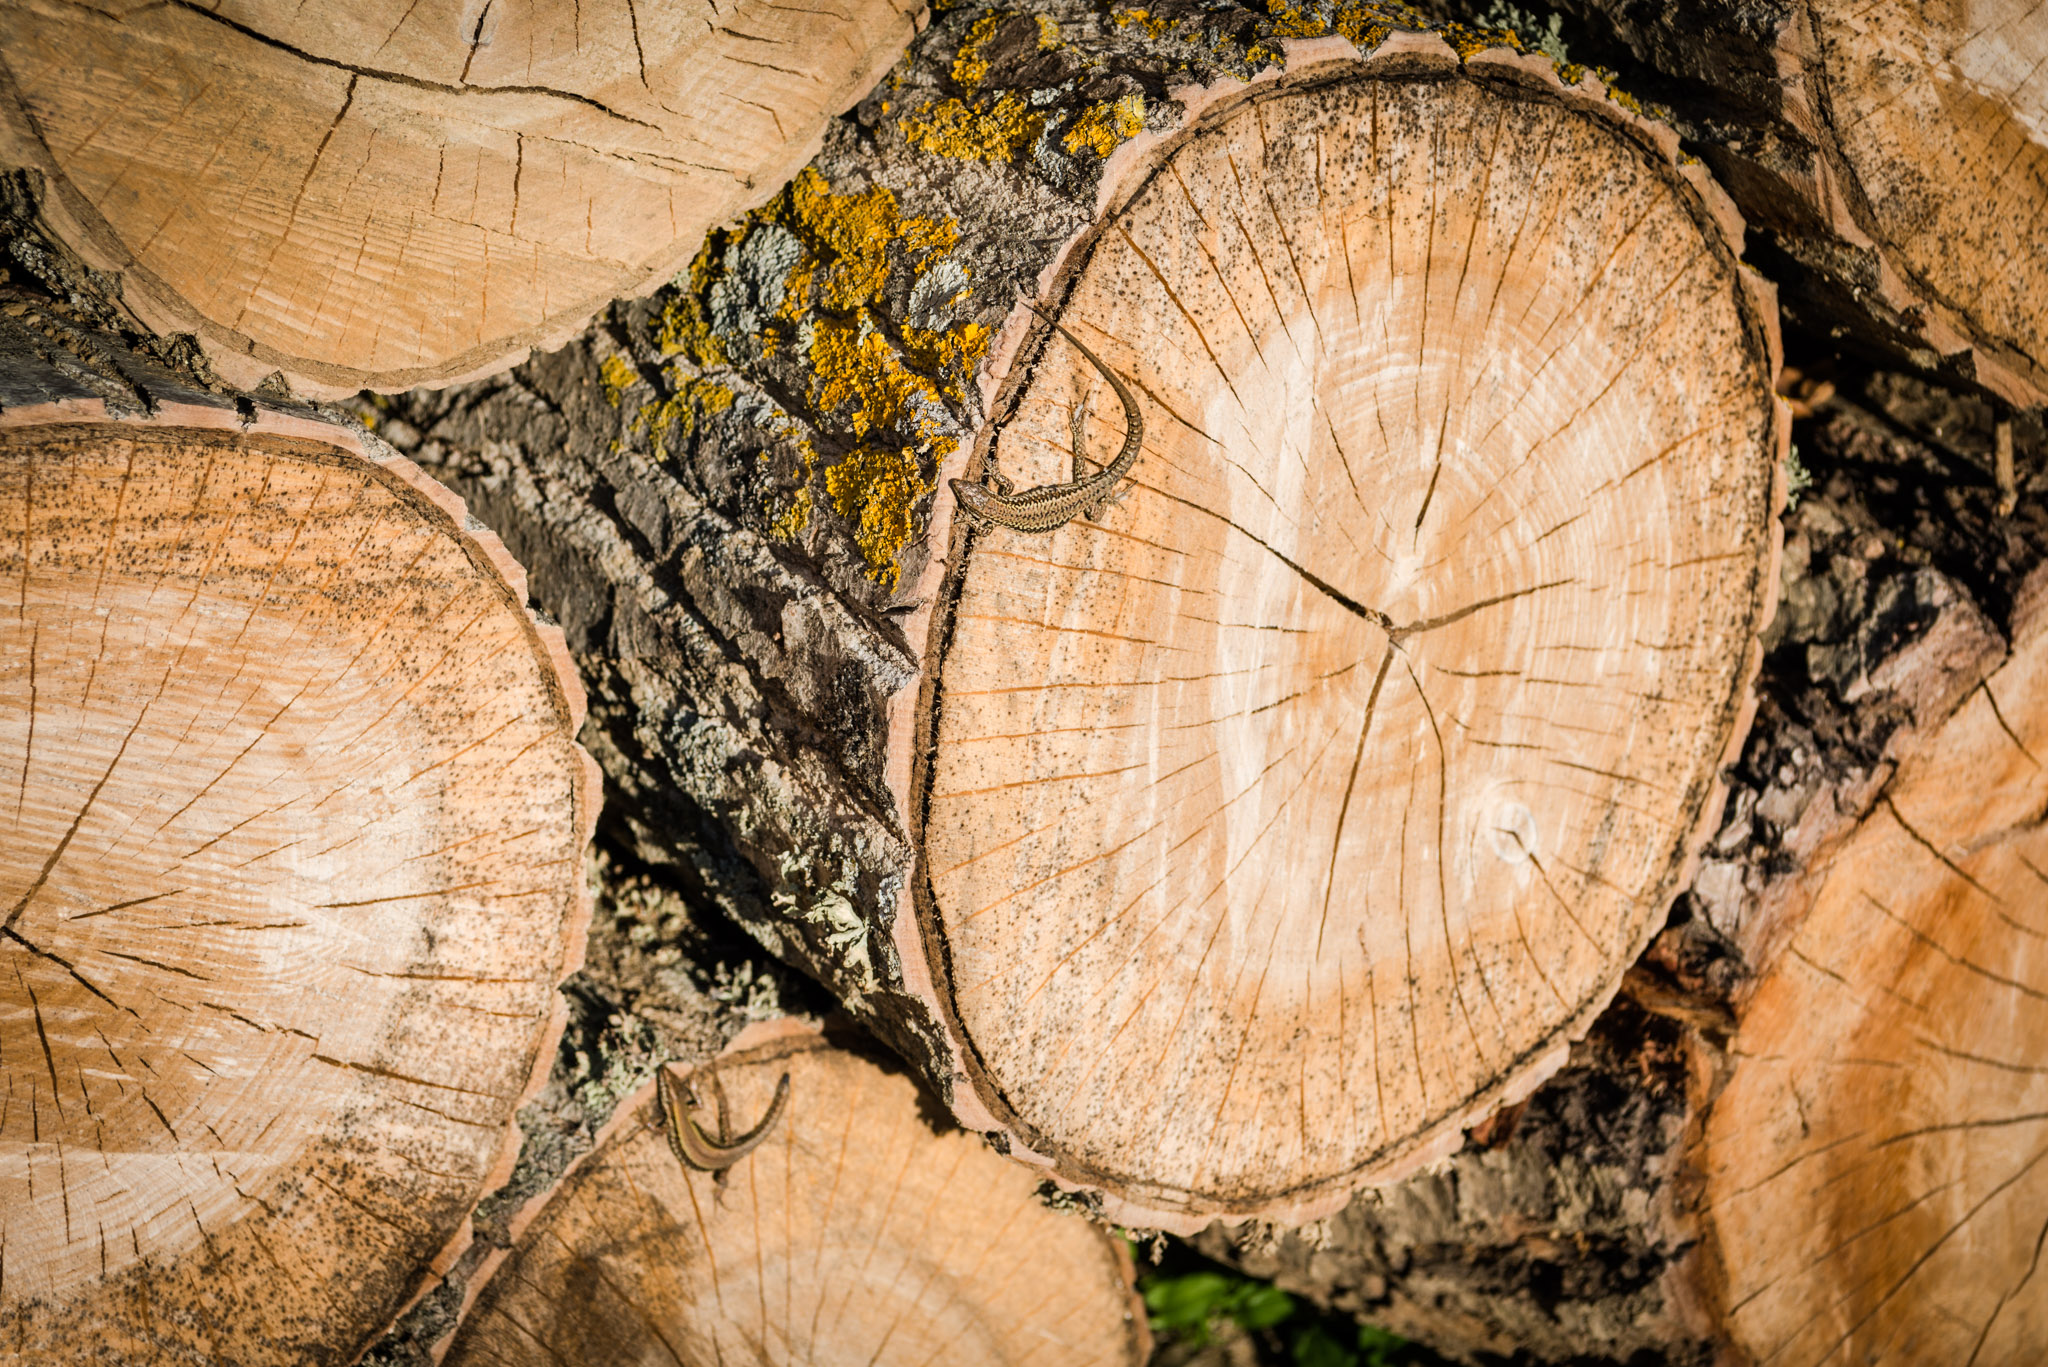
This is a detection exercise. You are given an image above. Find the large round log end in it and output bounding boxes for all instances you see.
[0,400,596,1364]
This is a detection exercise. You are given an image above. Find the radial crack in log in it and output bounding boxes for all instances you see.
[372,20,1784,1233]
[908,50,1784,1226]
[1702,596,2048,1365]
[0,0,925,396]
[439,1022,1148,1367]
[0,345,598,1364]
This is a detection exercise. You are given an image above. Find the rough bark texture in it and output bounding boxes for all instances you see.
[371,3,1783,1232]
[1188,354,2048,1365]
[1520,0,2046,410]
[0,0,926,396]
[441,1021,1149,1367]
[0,299,599,1366]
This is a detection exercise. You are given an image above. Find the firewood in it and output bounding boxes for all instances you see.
[1188,374,2048,1366]
[1552,0,2047,408]
[0,0,925,397]
[0,316,598,1365]
[375,13,1786,1231]
[439,1021,1148,1367]
[1700,583,2048,1365]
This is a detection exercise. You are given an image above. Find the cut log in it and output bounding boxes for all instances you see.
[0,315,598,1365]
[0,0,925,397]
[374,14,1785,1232]
[439,1020,1148,1367]
[1188,369,2048,1364]
[1549,0,2047,408]
[1699,590,2048,1364]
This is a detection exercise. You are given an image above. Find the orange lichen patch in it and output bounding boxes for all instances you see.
[949,11,1059,90]
[901,91,1050,162]
[599,353,639,407]
[1113,7,1178,39]
[825,444,935,587]
[643,167,984,580]
[1064,94,1148,158]
[631,376,735,459]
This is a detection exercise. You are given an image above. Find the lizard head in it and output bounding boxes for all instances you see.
[949,477,1001,526]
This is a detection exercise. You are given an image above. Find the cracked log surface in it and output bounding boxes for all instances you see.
[1542,0,2047,409]
[440,1020,1148,1367]
[0,0,925,396]
[1193,367,2048,1365]
[0,309,598,1366]
[377,5,1783,1232]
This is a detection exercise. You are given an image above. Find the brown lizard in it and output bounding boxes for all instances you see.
[950,304,1143,533]
[657,1066,791,1173]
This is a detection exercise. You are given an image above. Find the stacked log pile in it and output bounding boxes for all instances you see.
[370,12,1786,1233]
[0,0,2041,1362]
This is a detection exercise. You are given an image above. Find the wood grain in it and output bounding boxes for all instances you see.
[0,410,595,1364]
[1704,606,2048,1365]
[442,1027,1147,1367]
[0,0,923,395]
[919,63,1782,1222]
[1811,0,2046,395]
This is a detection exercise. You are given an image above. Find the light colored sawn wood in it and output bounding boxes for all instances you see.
[441,1024,1147,1367]
[0,0,924,397]
[0,405,597,1364]
[918,60,1782,1224]
[1703,607,2048,1365]
[1810,0,2046,401]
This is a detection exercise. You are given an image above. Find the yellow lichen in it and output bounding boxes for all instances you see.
[1033,14,1060,47]
[653,168,987,582]
[1113,6,1174,38]
[599,353,638,407]
[783,168,958,315]
[768,483,816,542]
[950,13,1009,91]
[655,290,727,368]
[901,320,992,401]
[824,444,934,589]
[810,319,946,443]
[900,91,1047,163]
[1438,22,1517,58]
[1062,93,1146,158]
[630,376,734,458]
[1266,0,1330,40]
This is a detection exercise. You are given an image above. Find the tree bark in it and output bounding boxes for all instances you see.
[0,0,926,396]
[439,1019,1149,1366]
[373,7,1784,1232]
[0,295,598,1366]
[1190,368,2048,1366]
[1538,0,2047,410]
